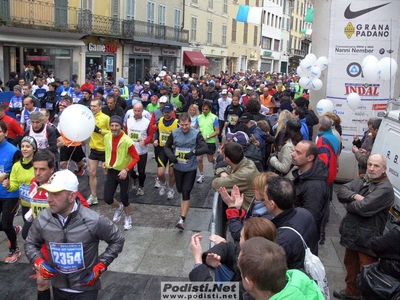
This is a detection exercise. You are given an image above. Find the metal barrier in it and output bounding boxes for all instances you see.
[209,191,225,249]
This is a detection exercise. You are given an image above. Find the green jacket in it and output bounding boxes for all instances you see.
[271,269,324,300]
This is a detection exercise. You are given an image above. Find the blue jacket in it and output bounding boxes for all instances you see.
[300,118,309,141]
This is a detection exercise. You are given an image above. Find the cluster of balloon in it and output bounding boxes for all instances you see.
[297,54,329,91]
[60,104,96,142]
[362,55,398,83]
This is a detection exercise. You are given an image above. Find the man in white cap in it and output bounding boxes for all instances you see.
[217,89,232,143]
[25,169,125,300]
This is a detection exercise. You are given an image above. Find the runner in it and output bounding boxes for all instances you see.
[125,103,154,196]
[0,121,22,263]
[153,103,178,199]
[194,101,219,183]
[25,169,124,300]
[164,112,208,230]
[104,115,139,230]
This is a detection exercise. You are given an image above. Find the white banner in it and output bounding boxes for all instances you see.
[327,0,400,152]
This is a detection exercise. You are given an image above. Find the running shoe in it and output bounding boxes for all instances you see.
[175,218,184,230]
[124,216,132,230]
[154,177,161,188]
[132,179,139,190]
[5,247,21,263]
[136,187,144,196]
[76,164,87,176]
[196,174,205,184]
[159,183,167,196]
[113,204,124,223]
[167,188,174,200]
[87,194,98,206]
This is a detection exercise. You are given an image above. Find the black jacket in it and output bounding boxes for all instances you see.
[272,207,319,270]
[305,109,319,140]
[337,174,394,256]
[292,158,329,232]
[371,227,400,279]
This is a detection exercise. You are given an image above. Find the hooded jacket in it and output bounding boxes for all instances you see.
[292,158,329,232]
[270,269,324,300]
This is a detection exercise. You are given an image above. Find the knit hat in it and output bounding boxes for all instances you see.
[13,85,22,92]
[21,136,38,153]
[110,115,123,127]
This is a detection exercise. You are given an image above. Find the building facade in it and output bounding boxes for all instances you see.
[260,0,283,73]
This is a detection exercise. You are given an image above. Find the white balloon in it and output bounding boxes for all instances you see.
[362,55,378,68]
[316,99,333,116]
[60,104,95,142]
[300,59,312,73]
[299,77,312,89]
[310,78,323,91]
[296,66,306,77]
[316,56,329,70]
[346,92,362,110]
[362,62,380,83]
[309,66,322,79]
[378,57,398,81]
[305,53,317,65]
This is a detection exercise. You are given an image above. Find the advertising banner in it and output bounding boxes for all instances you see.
[327,0,400,153]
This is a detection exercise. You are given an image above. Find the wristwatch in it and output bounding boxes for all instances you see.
[206,135,210,139]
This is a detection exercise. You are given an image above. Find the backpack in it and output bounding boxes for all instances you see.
[280,226,330,300]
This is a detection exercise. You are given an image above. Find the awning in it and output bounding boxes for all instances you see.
[183,51,210,66]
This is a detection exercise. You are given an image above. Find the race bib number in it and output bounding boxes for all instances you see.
[50,242,85,274]
[160,131,170,145]
[175,147,191,164]
[45,102,53,110]
[129,130,141,142]
[228,114,238,125]
[19,184,31,203]
[31,199,49,218]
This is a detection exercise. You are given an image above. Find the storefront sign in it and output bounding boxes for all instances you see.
[162,49,177,56]
[133,46,151,54]
[88,43,118,53]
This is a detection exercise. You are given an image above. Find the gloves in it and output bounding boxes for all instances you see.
[184,151,195,160]
[79,262,107,286]
[34,257,58,280]
[94,125,101,133]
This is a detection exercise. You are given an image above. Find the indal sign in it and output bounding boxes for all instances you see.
[88,43,118,53]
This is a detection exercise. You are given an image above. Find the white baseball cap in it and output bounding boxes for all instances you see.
[39,170,79,193]
[144,81,150,85]
[159,95,169,103]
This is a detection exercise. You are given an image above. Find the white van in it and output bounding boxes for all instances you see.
[371,109,400,230]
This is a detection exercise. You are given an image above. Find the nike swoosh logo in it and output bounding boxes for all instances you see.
[344,2,391,19]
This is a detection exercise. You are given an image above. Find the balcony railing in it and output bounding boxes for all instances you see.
[123,20,189,44]
[290,48,305,57]
[0,0,189,43]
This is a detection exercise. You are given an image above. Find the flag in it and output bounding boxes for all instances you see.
[236,5,263,25]
[305,8,314,23]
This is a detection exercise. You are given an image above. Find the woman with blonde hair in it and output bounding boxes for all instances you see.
[188,104,200,127]
[273,109,292,150]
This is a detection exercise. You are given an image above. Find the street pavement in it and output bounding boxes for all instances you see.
[0,151,348,300]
